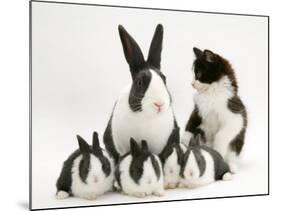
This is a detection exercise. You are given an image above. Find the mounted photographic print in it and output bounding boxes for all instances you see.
[30,0,269,210]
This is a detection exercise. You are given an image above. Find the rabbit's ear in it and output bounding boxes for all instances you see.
[92,131,102,154]
[171,127,180,144]
[130,138,141,156]
[118,25,145,78]
[189,134,201,147]
[77,135,90,154]
[141,140,149,152]
[147,24,163,70]
[165,127,180,148]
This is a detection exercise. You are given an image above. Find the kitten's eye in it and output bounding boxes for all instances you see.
[196,72,202,79]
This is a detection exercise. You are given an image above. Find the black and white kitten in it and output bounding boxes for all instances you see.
[182,47,247,173]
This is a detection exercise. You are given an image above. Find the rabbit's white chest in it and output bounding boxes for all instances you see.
[111,93,174,155]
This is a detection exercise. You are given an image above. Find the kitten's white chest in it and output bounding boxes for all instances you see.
[194,85,232,142]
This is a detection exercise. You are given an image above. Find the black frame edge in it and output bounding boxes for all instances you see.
[28,1,270,210]
[29,0,33,210]
[30,0,269,18]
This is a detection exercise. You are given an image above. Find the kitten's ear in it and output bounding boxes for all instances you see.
[147,24,163,69]
[204,50,217,63]
[130,138,141,156]
[77,135,90,154]
[193,47,203,58]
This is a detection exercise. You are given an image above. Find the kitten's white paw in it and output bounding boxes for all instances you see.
[114,181,120,190]
[181,131,193,146]
[56,191,69,200]
[223,172,233,181]
[229,163,239,174]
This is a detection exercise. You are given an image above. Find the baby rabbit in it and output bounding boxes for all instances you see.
[114,138,165,198]
[104,24,177,163]
[159,127,186,189]
[56,132,114,200]
[179,134,232,189]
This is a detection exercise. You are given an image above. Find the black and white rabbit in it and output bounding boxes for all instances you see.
[159,127,187,189]
[114,138,165,198]
[179,134,232,189]
[56,132,114,200]
[104,24,177,163]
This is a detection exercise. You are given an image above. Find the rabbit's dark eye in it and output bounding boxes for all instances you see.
[162,75,166,83]
[136,79,142,88]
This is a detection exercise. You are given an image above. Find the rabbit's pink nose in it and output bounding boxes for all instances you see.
[154,102,163,108]
[153,102,163,112]
[93,176,99,183]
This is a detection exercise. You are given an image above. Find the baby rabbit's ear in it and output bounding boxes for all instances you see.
[77,135,90,154]
[189,134,202,147]
[141,140,149,152]
[92,131,102,155]
[118,25,145,77]
[130,138,141,156]
[147,24,163,70]
[165,127,180,148]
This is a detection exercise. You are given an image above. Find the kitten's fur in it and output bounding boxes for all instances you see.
[182,47,247,173]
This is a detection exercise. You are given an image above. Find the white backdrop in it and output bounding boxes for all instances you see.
[31,1,268,210]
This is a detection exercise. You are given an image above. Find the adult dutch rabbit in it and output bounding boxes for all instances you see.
[104,24,177,163]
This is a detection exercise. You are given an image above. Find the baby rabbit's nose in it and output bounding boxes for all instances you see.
[93,176,99,183]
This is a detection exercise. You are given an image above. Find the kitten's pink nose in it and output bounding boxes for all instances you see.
[191,81,195,88]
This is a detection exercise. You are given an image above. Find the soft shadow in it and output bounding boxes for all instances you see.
[17,201,29,210]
